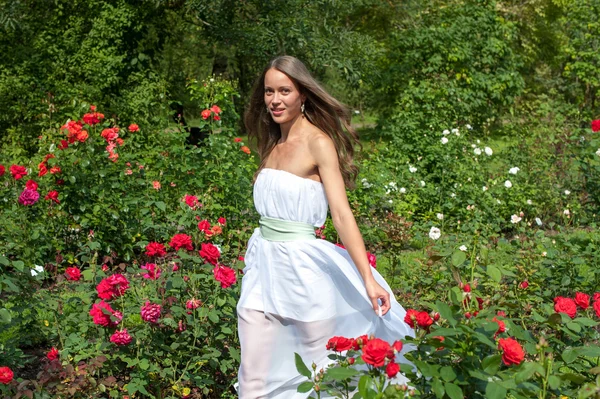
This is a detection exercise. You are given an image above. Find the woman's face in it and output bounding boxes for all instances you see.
[264,68,305,125]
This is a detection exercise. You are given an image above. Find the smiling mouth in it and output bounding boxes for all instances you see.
[271,109,284,115]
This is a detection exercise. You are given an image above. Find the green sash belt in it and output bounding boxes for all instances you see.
[259,216,316,241]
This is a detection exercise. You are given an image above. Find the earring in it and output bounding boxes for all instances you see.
[301,103,305,114]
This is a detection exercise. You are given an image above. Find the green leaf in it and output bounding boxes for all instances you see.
[515,362,544,383]
[155,201,166,211]
[562,348,578,363]
[208,310,219,323]
[548,375,561,390]
[138,358,149,370]
[436,301,457,327]
[82,269,95,281]
[487,265,502,282]
[451,251,466,266]
[0,308,11,324]
[485,382,507,399]
[358,375,377,399]
[440,366,456,382]
[566,321,581,332]
[297,381,313,393]
[444,382,463,399]
[482,355,502,375]
[294,353,312,378]
[12,261,24,272]
[432,378,445,398]
[0,256,9,266]
[324,367,359,380]
[577,346,600,357]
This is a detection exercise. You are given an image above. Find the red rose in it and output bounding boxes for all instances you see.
[594,301,600,319]
[184,194,199,208]
[554,296,577,318]
[197,219,211,233]
[44,190,60,204]
[519,281,529,289]
[348,357,355,365]
[591,119,600,132]
[96,274,129,300]
[0,366,14,384]
[352,334,369,350]
[326,336,354,352]
[218,217,226,225]
[392,340,403,353]
[49,166,61,174]
[367,252,377,268]
[213,265,236,288]
[38,163,48,177]
[145,242,166,257]
[47,347,59,361]
[404,309,419,328]
[498,338,525,366]
[128,123,139,132]
[213,115,220,121]
[385,361,400,378]
[65,267,81,281]
[361,338,391,367]
[594,293,600,302]
[199,243,220,265]
[433,312,440,321]
[10,164,27,180]
[82,112,104,125]
[58,140,69,150]
[169,234,193,251]
[101,127,119,142]
[463,283,471,293]
[89,300,122,327]
[476,297,484,309]
[234,137,243,143]
[492,316,506,338]
[141,263,161,280]
[25,179,38,191]
[210,105,222,115]
[416,311,433,329]
[335,242,346,249]
[0,164,5,176]
[574,292,590,309]
[90,105,96,111]
[201,109,211,120]
[186,298,202,310]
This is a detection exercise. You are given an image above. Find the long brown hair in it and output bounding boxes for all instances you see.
[245,56,361,189]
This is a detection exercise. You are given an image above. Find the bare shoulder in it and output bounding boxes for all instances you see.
[307,129,336,160]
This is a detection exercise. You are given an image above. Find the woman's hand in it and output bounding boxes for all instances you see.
[364,278,391,316]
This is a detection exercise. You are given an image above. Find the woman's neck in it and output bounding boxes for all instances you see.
[278,114,307,143]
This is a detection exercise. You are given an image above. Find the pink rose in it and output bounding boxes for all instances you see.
[213,265,236,288]
[110,329,132,345]
[141,301,161,323]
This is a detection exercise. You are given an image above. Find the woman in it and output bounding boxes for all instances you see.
[236,56,414,398]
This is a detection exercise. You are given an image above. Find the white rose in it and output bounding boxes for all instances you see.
[429,226,441,240]
[452,128,459,134]
[474,148,482,155]
[484,147,493,156]
[596,148,600,157]
[510,214,522,224]
[467,124,473,130]
[459,245,467,252]
[436,213,444,220]
[441,137,449,144]
[442,129,450,135]
[399,187,406,194]
[563,209,570,215]
[564,190,570,195]
[420,180,426,187]
[527,199,532,205]
[409,166,417,173]
[535,217,542,226]
[509,167,520,175]
[31,264,44,276]
[504,180,512,188]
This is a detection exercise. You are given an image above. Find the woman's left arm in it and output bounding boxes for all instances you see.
[310,135,391,316]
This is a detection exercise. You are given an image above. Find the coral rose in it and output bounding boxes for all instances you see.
[210,105,221,114]
[385,361,400,378]
[240,146,251,154]
[65,267,81,281]
[574,292,590,309]
[96,274,130,300]
[498,338,525,366]
[10,164,27,180]
[326,336,354,352]
[110,329,132,346]
[128,123,139,132]
[362,338,391,367]
[492,316,506,338]
[169,234,193,251]
[18,188,40,206]
[90,300,122,327]
[145,242,166,257]
[554,296,577,318]
[213,265,236,288]
[141,301,161,323]
[200,243,220,265]
[201,109,211,120]
[0,366,14,384]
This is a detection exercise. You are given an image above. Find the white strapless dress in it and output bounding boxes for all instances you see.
[236,168,415,398]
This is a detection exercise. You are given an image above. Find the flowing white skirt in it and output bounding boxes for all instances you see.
[235,229,415,398]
